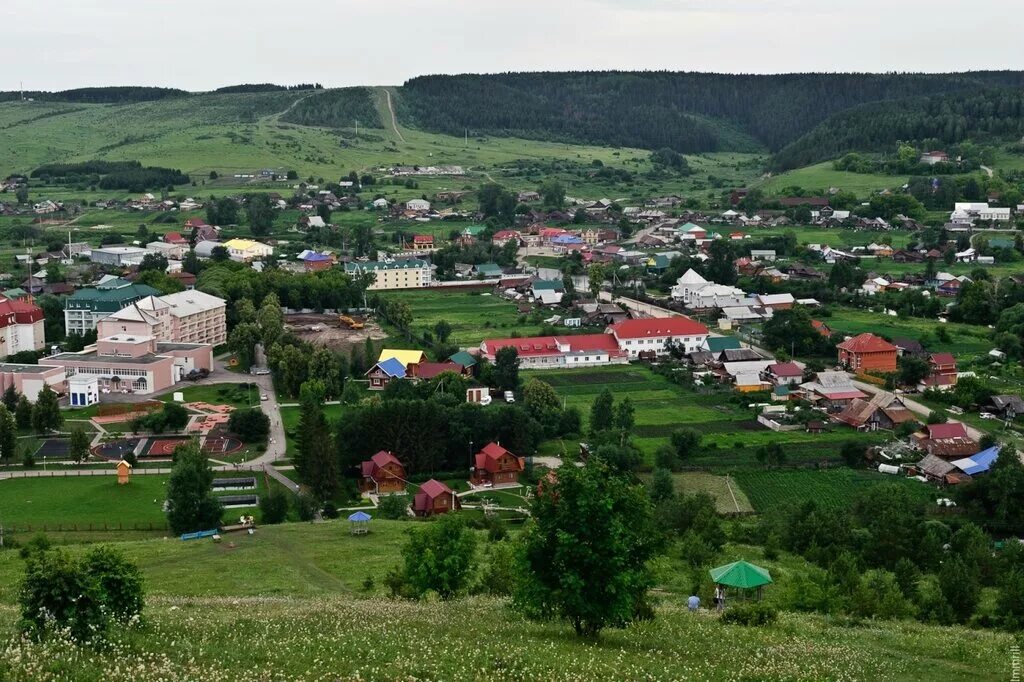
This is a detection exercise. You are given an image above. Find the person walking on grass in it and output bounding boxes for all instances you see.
[687,593,700,612]
[714,584,724,612]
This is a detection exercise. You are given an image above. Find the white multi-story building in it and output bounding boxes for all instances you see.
[344,258,432,290]
[96,290,227,347]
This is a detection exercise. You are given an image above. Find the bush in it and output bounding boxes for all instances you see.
[19,546,144,641]
[721,602,778,626]
[228,408,270,443]
[376,494,410,520]
[321,502,339,519]
[259,488,289,524]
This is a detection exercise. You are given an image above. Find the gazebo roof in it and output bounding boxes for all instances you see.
[710,560,773,589]
[348,511,372,522]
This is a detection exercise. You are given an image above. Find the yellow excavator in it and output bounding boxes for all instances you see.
[339,315,364,330]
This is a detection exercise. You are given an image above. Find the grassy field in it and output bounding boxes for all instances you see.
[0,472,271,531]
[378,287,549,347]
[824,306,993,360]
[0,521,1011,680]
[531,364,886,464]
[157,382,264,409]
[757,161,910,195]
[733,468,937,512]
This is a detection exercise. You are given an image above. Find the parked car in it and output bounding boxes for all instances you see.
[504,391,515,403]
[185,368,210,381]
[260,394,269,401]
[250,367,271,376]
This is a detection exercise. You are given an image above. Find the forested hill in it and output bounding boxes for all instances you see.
[399,71,1024,154]
[0,86,189,104]
[772,88,1024,170]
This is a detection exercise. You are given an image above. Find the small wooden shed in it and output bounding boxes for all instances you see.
[116,459,133,485]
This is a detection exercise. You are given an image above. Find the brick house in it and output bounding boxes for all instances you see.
[470,442,525,487]
[921,352,958,390]
[359,451,407,495]
[837,333,897,374]
[412,479,460,516]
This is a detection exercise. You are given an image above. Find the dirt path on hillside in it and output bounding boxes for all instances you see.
[383,89,405,142]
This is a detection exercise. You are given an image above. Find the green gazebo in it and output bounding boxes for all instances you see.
[710,560,773,603]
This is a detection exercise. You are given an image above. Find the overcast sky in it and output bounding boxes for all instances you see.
[3,0,1021,91]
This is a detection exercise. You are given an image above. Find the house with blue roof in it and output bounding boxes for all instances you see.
[952,446,1000,476]
[365,356,407,390]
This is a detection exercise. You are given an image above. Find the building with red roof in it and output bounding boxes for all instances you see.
[766,361,803,386]
[471,442,525,486]
[479,333,626,369]
[0,296,45,358]
[921,352,958,390]
[915,421,978,458]
[163,231,188,245]
[811,319,831,338]
[491,230,521,247]
[359,450,407,495]
[411,234,434,251]
[607,317,709,357]
[837,333,897,374]
[412,479,460,516]
[409,361,468,380]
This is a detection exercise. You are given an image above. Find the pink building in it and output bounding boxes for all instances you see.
[45,334,212,395]
[0,363,66,402]
[96,291,226,347]
[0,296,45,358]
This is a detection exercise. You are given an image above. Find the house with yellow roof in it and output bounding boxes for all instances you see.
[378,349,427,369]
[222,238,274,262]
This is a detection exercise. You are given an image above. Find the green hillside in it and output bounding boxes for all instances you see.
[0,522,1011,680]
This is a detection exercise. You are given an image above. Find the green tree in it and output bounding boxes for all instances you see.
[670,428,701,462]
[614,396,635,438]
[259,488,289,524]
[540,179,565,208]
[2,385,18,412]
[207,196,239,226]
[514,461,662,637]
[30,384,62,434]
[586,263,606,299]
[69,427,91,464]
[294,382,338,501]
[432,319,453,344]
[257,293,284,348]
[0,405,16,463]
[245,193,275,235]
[162,402,190,431]
[705,240,737,285]
[308,347,343,398]
[939,557,980,623]
[227,408,270,443]
[523,377,560,417]
[589,389,615,436]
[14,395,32,429]
[165,440,223,535]
[395,514,477,600]
[650,467,675,503]
[493,346,520,392]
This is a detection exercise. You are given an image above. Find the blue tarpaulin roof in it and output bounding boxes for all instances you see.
[374,357,407,378]
[348,511,372,522]
[952,446,1000,476]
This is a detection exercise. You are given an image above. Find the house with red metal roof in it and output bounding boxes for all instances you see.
[410,234,434,251]
[914,421,979,458]
[412,479,460,516]
[766,361,803,386]
[471,442,525,487]
[359,450,407,495]
[837,333,897,374]
[606,317,709,357]
[920,352,958,390]
[0,296,45,358]
[479,334,626,369]
[409,361,469,381]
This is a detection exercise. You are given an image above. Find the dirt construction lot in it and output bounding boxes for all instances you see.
[284,313,388,352]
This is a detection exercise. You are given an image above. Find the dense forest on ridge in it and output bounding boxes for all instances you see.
[398,71,1024,154]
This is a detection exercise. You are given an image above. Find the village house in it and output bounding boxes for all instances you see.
[359,451,407,495]
[471,442,525,487]
[920,352,957,390]
[364,357,407,390]
[798,371,868,412]
[410,234,434,251]
[765,361,803,386]
[989,395,1024,420]
[914,422,979,458]
[837,391,916,431]
[837,333,897,374]
[222,238,274,262]
[412,479,460,516]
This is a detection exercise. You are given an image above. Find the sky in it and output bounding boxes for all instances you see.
[3,0,1022,91]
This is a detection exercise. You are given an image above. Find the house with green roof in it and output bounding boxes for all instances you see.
[2,288,27,300]
[448,351,478,369]
[64,280,161,336]
[473,263,503,278]
[704,336,742,354]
